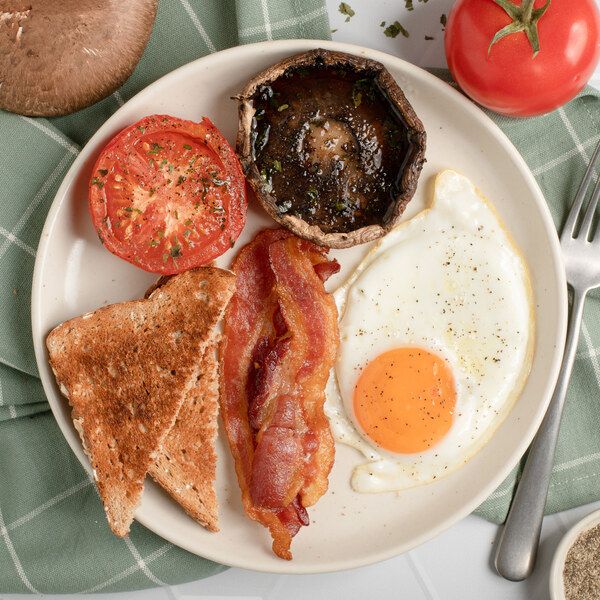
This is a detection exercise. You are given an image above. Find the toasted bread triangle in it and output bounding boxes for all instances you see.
[46,268,235,537]
[149,336,220,531]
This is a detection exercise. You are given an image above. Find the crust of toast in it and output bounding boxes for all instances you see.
[149,337,220,531]
[46,267,235,537]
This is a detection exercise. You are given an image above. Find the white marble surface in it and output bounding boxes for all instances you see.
[5,2,600,598]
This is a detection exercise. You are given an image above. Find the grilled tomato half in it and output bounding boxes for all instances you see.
[89,114,247,274]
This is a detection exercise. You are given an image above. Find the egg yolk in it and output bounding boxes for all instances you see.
[353,347,456,454]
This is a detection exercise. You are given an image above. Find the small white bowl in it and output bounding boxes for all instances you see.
[550,508,600,599]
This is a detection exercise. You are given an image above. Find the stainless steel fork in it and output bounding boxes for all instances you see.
[494,140,600,581]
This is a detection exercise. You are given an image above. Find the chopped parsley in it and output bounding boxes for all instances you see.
[405,0,414,10]
[352,78,374,108]
[124,206,143,214]
[440,13,447,28]
[176,175,186,186]
[183,143,192,150]
[97,169,108,176]
[170,242,182,258]
[384,21,409,38]
[384,117,404,149]
[91,177,104,188]
[147,143,163,155]
[277,103,289,112]
[273,159,282,172]
[338,2,355,21]
[425,35,435,40]
[184,218,193,226]
[136,125,146,133]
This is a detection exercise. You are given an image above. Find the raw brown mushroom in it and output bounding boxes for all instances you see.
[237,49,427,249]
[0,0,158,117]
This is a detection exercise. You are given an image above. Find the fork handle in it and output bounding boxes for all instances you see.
[494,286,586,581]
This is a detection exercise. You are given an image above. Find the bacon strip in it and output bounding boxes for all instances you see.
[220,229,339,559]
[269,238,339,507]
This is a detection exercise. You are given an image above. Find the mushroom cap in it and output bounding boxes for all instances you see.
[0,0,158,117]
[236,49,427,249]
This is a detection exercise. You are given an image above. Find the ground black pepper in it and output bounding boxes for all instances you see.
[563,523,600,599]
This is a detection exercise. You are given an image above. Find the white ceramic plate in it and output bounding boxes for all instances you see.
[32,40,567,574]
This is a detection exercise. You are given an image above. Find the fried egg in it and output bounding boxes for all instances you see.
[326,170,534,493]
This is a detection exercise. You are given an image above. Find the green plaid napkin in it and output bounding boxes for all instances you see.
[2,0,600,594]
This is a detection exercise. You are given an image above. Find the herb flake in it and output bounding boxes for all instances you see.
[384,21,409,38]
[170,243,182,258]
[352,78,374,108]
[338,2,355,21]
[148,143,163,155]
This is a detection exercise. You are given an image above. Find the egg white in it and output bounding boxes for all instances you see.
[326,170,534,493]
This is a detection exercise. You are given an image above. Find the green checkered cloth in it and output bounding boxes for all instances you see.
[2,0,600,593]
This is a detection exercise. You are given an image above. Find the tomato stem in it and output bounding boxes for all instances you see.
[522,0,535,22]
[488,0,551,58]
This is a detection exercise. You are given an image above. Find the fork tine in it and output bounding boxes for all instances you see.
[581,178,600,240]
[563,140,600,238]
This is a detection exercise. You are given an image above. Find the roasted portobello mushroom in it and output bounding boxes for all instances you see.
[236,48,426,248]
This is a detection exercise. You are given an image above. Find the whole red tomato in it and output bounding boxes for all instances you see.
[445,0,600,117]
